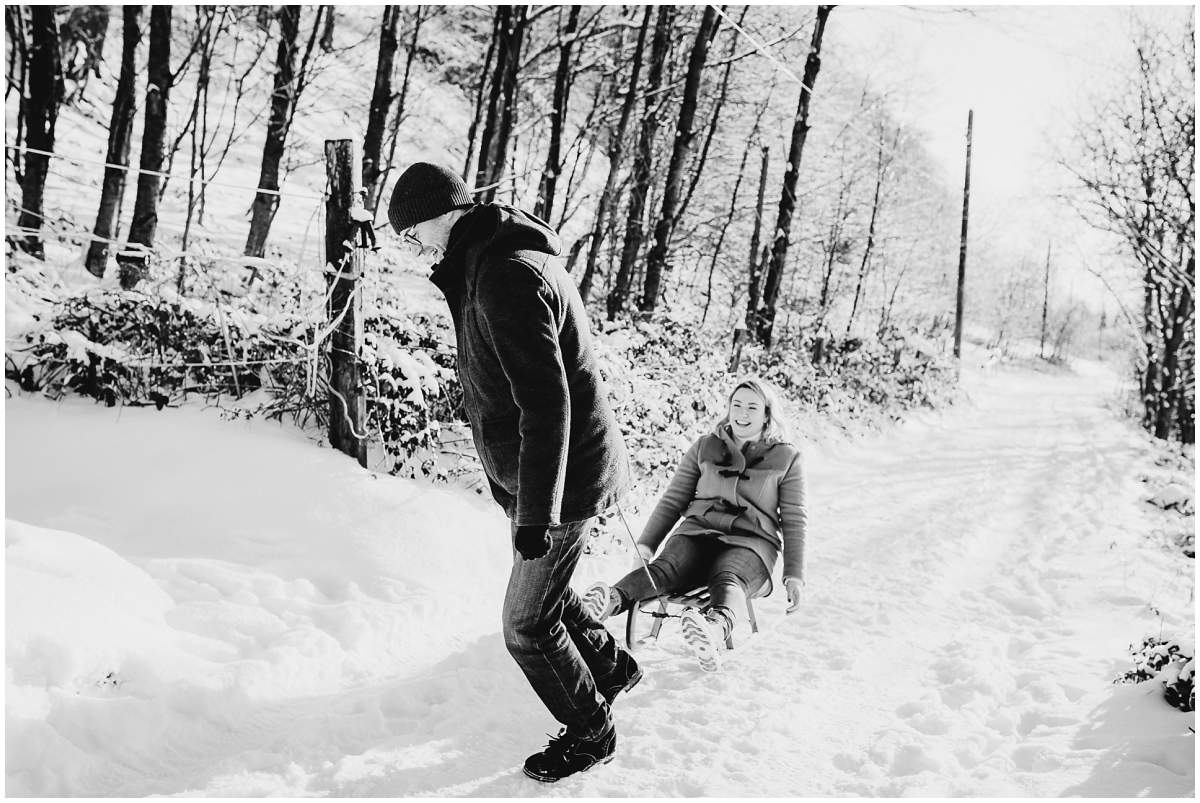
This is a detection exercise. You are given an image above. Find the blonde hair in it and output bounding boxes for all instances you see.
[716,376,792,444]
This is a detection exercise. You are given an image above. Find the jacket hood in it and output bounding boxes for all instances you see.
[446,203,562,263]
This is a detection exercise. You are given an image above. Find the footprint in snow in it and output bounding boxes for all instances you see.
[896,700,952,736]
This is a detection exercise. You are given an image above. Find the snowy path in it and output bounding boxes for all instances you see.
[5,361,1194,796]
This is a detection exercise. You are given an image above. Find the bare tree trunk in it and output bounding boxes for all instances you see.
[812,156,855,333]
[817,227,838,311]
[115,6,170,288]
[1155,253,1193,440]
[475,5,527,202]
[1141,272,1159,433]
[753,5,833,347]
[640,5,720,314]
[701,132,752,325]
[745,145,770,329]
[320,7,335,51]
[607,4,675,321]
[677,6,747,228]
[533,5,581,222]
[563,233,589,275]
[178,6,229,293]
[199,8,270,225]
[243,5,329,265]
[5,6,29,184]
[554,72,606,233]
[85,6,141,278]
[378,6,424,220]
[1176,257,1196,443]
[15,6,63,260]
[244,5,301,260]
[463,9,499,182]
[846,127,896,334]
[363,5,401,211]
[578,5,650,304]
[1039,242,1051,358]
[1155,287,1180,439]
[158,8,223,200]
[5,6,27,104]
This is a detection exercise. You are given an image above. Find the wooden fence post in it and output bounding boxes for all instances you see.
[325,139,367,467]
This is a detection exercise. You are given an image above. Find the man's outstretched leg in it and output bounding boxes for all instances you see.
[503,521,616,782]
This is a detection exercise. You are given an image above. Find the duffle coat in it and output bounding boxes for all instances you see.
[637,424,807,591]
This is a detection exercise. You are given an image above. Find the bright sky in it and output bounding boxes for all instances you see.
[822,4,1194,311]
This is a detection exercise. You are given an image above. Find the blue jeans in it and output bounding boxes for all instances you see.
[612,533,770,624]
[502,519,621,740]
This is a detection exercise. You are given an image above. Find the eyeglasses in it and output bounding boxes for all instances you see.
[401,227,423,249]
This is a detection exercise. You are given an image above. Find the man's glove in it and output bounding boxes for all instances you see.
[515,525,551,560]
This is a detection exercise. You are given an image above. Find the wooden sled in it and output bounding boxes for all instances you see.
[625,585,760,652]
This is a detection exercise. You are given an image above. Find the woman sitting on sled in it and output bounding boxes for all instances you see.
[584,376,807,671]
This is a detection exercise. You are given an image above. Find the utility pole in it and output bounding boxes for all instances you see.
[1039,242,1051,359]
[953,109,973,361]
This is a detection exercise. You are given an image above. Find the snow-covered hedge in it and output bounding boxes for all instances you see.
[7,281,466,480]
[593,314,961,503]
[1116,636,1196,713]
[1139,445,1196,559]
[7,275,959,496]
[8,287,314,407]
[359,312,462,479]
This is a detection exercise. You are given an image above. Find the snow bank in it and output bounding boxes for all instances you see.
[6,396,514,795]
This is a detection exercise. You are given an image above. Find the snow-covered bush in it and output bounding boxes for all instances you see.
[742,328,959,422]
[361,313,463,479]
[591,315,960,503]
[594,316,731,498]
[8,262,957,494]
[1138,444,1196,558]
[1116,636,1195,712]
[7,281,466,480]
[7,287,312,408]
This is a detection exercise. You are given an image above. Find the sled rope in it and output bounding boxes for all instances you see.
[615,505,660,595]
[615,504,674,620]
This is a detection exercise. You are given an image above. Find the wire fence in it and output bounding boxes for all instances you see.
[6,142,329,201]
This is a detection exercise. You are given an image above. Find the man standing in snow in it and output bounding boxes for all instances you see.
[387,162,639,783]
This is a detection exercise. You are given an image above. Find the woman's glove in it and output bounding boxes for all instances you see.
[515,525,551,560]
[784,577,805,614]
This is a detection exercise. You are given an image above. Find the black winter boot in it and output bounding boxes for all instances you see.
[522,725,616,783]
[597,648,643,704]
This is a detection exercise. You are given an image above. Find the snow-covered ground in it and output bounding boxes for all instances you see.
[5,358,1194,796]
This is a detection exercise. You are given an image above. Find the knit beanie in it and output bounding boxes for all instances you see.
[387,162,474,234]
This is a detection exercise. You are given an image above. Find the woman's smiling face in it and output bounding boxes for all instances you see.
[728,386,767,443]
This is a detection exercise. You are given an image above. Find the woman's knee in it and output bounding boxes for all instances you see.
[708,568,750,594]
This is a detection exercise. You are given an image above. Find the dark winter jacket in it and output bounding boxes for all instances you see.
[637,425,807,589]
[430,203,630,526]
